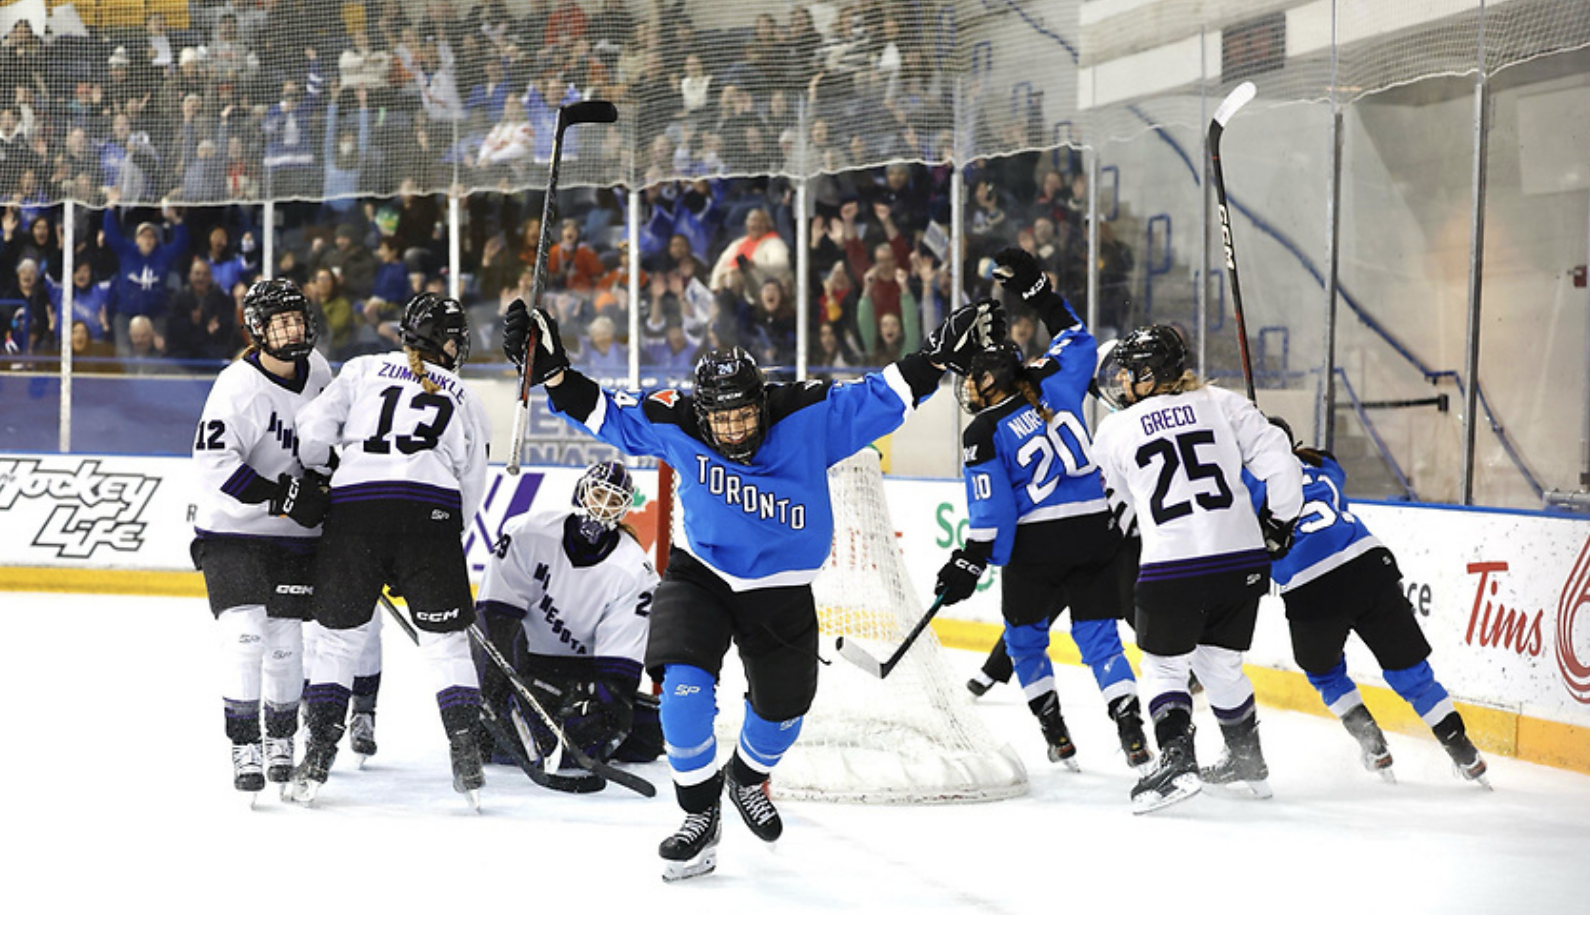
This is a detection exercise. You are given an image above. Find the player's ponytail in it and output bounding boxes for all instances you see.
[405,346,442,394]
[1014,377,1054,424]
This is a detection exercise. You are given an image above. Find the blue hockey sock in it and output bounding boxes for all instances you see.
[1072,619,1136,702]
[660,664,719,787]
[1005,621,1055,706]
[1306,656,1362,716]
[1384,660,1454,726]
[736,703,804,780]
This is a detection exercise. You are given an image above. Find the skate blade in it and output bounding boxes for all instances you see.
[283,778,323,805]
[1203,778,1273,800]
[1374,767,1397,784]
[357,754,370,769]
[463,789,482,812]
[661,848,717,883]
[1131,773,1202,815]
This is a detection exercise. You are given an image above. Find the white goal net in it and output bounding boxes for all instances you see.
[679,451,1029,804]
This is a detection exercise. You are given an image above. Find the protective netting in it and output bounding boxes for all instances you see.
[690,451,1029,803]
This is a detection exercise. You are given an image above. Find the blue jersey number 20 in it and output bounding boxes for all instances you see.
[1016,411,1095,505]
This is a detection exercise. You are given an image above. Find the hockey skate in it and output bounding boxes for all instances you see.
[1109,696,1153,773]
[264,737,295,786]
[966,672,996,698]
[1200,717,1273,800]
[1342,705,1395,782]
[1131,735,1201,814]
[727,775,783,843]
[1434,714,1491,790]
[349,712,377,767]
[1036,694,1079,771]
[232,742,265,800]
[284,729,340,805]
[660,803,722,883]
[449,728,486,810]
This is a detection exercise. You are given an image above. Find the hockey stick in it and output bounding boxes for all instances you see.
[507,99,619,475]
[467,623,656,797]
[835,595,946,679]
[1209,80,1258,403]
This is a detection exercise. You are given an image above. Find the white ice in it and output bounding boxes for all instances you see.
[6,591,1588,918]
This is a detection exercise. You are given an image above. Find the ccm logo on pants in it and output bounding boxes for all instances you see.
[415,608,460,624]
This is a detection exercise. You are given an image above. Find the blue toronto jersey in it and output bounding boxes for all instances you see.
[962,323,1106,565]
[1244,455,1383,591]
[550,363,933,590]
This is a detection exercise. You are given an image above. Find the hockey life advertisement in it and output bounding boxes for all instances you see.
[2,453,1589,728]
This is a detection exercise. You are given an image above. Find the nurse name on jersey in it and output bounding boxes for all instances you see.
[1141,404,1198,436]
[1005,407,1045,440]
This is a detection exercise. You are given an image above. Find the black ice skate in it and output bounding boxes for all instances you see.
[966,672,996,697]
[1036,694,1079,771]
[1342,705,1395,782]
[264,737,295,785]
[285,727,341,805]
[659,803,722,883]
[449,728,486,810]
[349,711,377,767]
[727,775,783,843]
[232,742,265,799]
[1109,696,1152,773]
[1434,714,1491,790]
[1131,735,1201,814]
[1200,716,1273,800]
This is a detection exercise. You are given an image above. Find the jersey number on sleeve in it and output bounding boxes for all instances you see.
[1135,429,1234,524]
[362,386,455,455]
[194,419,225,451]
[1016,412,1096,505]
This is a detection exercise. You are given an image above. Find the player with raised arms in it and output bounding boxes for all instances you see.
[192,279,332,799]
[503,293,1002,881]
[937,246,1149,773]
[1092,324,1303,812]
[289,293,493,808]
[474,460,665,791]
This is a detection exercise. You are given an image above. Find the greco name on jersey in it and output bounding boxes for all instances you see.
[693,454,808,530]
[1140,404,1198,436]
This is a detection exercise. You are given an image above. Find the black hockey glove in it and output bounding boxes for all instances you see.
[269,470,330,528]
[1259,507,1297,560]
[935,546,988,606]
[557,680,631,761]
[502,298,530,369]
[923,298,1005,375]
[992,247,1051,303]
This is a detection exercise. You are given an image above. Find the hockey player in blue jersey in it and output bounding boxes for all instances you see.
[937,247,1149,772]
[504,294,1003,882]
[1246,420,1488,787]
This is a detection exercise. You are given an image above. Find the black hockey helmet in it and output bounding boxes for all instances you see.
[1107,324,1188,406]
[573,460,636,535]
[401,292,470,372]
[958,340,1025,413]
[242,278,316,361]
[693,347,768,463]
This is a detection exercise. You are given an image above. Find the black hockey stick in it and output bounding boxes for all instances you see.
[467,623,656,798]
[835,595,946,679]
[507,99,619,474]
[1209,80,1258,402]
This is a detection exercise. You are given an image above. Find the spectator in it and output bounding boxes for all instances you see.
[579,315,627,380]
[4,256,53,352]
[743,278,796,368]
[812,319,863,375]
[338,31,390,91]
[167,258,240,362]
[854,241,920,357]
[867,311,907,368]
[546,218,604,297]
[224,134,259,201]
[642,311,699,381]
[709,207,790,304]
[466,55,512,126]
[1,208,54,279]
[262,79,320,200]
[1008,311,1045,362]
[174,124,227,202]
[70,320,118,367]
[102,196,189,354]
[475,232,522,305]
[52,127,99,202]
[307,266,357,358]
[124,314,165,373]
[310,224,377,302]
[45,260,113,344]
[815,259,865,360]
[204,227,258,296]
[322,90,373,217]
[363,236,415,347]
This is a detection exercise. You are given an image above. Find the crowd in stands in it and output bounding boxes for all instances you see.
[0,0,1133,380]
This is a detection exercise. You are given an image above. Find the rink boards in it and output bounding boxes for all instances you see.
[2,452,1587,773]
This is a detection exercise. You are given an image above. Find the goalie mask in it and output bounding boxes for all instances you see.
[572,460,635,543]
[693,347,768,463]
[1105,324,1188,408]
[401,292,471,372]
[243,279,316,361]
[956,341,1024,414]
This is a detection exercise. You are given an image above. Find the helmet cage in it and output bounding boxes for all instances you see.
[573,461,636,529]
[243,280,316,361]
[693,348,768,463]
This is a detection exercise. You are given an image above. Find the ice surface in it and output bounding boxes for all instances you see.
[5,591,1588,917]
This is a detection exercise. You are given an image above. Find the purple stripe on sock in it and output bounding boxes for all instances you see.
[1212,694,1257,723]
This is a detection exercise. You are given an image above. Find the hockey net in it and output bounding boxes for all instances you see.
[665,451,1028,804]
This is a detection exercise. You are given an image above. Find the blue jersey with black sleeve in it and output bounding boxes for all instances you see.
[962,318,1107,566]
[1243,454,1383,592]
[546,355,943,591]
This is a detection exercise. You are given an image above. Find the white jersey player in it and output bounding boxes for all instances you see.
[474,461,663,792]
[287,293,493,807]
[1092,324,1302,812]
[192,279,333,796]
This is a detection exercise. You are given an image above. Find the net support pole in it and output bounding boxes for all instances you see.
[262,201,275,294]
[1085,133,1099,336]
[950,77,967,446]
[1459,4,1489,506]
[59,198,74,453]
[794,173,809,381]
[447,189,462,301]
[1319,0,1343,451]
[1196,27,1210,379]
[627,186,641,388]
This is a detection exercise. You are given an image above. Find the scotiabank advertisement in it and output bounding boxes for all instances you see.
[3,453,1588,729]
